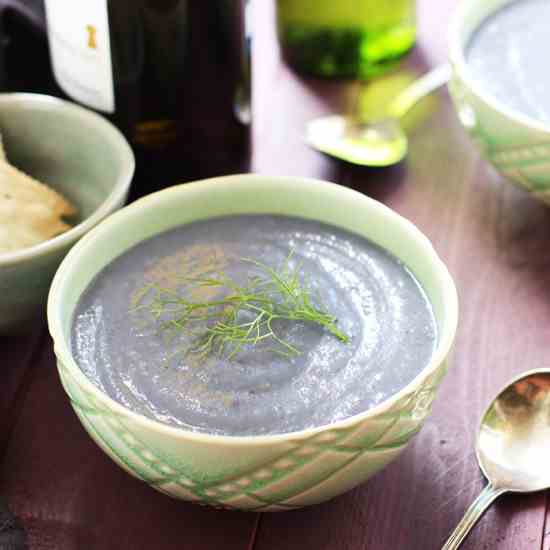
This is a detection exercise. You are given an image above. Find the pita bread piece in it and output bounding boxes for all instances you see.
[0,162,77,254]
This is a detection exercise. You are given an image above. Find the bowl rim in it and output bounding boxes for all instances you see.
[48,174,459,446]
[448,0,550,136]
[0,92,135,266]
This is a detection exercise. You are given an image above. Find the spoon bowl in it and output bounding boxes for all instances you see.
[306,64,451,167]
[306,115,407,167]
[478,370,550,493]
[442,369,550,549]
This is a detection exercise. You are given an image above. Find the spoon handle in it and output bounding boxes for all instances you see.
[441,483,506,550]
[388,63,452,119]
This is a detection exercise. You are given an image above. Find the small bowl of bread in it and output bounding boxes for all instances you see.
[0,93,134,332]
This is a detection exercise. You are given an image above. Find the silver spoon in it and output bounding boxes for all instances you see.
[442,368,550,549]
[306,63,451,167]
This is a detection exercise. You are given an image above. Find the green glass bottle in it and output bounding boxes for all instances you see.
[277,0,416,79]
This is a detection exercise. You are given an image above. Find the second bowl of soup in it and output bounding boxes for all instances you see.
[449,0,550,204]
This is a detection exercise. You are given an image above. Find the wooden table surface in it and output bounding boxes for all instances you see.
[3,1,550,548]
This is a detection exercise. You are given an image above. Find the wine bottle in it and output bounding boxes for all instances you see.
[44,0,250,200]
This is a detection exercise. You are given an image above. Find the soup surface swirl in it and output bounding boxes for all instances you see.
[72,215,437,436]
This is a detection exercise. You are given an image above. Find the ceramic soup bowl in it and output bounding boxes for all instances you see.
[48,175,458,511]
[449,0,550,204]
[0,93,134,332]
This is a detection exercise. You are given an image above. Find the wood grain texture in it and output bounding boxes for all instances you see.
[2,0,550,549]
[252,0,550,549]
[0,328,44,457]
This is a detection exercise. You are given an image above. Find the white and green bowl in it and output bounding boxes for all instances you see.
[47,175,458,511]
[449,0,550,204]
[0,93,134,332]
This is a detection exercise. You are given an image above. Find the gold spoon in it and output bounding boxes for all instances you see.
[306,64,451,167]
[442,369,550,549]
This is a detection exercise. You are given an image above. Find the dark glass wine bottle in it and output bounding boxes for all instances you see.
[44,0,250,200]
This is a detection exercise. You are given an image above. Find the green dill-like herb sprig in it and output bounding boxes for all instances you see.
[132,251,349,360]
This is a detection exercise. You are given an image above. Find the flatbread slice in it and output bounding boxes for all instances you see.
[0,161,76,254]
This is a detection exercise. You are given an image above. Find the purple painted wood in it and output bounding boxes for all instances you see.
[252,0,550,549]
[2,1,550,549]
[0,328,43,455]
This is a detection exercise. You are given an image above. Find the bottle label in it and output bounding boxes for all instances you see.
[44,0,115,113]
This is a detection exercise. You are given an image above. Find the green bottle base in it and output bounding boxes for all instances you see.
[278,24,416,79]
